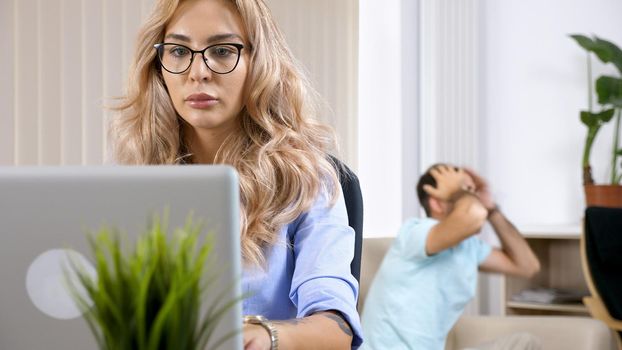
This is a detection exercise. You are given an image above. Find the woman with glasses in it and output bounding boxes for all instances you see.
[109,0,362,349]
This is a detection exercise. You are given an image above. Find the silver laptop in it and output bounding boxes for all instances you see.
[0,165,242,349]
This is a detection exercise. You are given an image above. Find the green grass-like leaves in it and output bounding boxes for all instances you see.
[67,214,241,350]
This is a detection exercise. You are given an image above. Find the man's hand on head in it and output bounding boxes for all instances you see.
[463,168,495,210]
[423,165,471,201]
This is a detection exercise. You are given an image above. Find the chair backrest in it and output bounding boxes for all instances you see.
[583,206,622,341]
[330,156,364,283]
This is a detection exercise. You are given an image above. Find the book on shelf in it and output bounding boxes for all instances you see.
[511,287,588,304]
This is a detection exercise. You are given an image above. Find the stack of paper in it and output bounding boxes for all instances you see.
[511,288,588,304]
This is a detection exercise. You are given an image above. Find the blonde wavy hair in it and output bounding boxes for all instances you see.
[109,0,340,266]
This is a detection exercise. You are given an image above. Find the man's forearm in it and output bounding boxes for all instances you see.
[489,209,540,277]
[425,193,488,255]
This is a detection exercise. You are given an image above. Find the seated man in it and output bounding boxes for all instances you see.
[361,164,541,350]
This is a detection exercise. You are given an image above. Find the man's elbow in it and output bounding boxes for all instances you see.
[463,201,487,233]
[518,259,541,278]
[527,259,541,278]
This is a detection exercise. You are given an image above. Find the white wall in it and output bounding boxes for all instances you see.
[482,0,622,227]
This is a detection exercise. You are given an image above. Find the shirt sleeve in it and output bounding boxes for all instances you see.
[288,187,363,349]
[474,237,493,264]
[399,218,438,261]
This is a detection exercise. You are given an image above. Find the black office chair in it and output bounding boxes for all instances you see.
[287,156,363,284]
[581,206,622,349]
[330,156,364,283]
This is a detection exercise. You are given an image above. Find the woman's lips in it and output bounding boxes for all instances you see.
[185,93,218,109]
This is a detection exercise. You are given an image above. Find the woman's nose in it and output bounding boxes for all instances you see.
[188,53,213,82]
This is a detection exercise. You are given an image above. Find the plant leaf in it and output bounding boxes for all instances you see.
[581,109,616,127]
[596,76,622,107]
[580,111,598,127]
[570,34,599,52]
[570,34,612,63]
[594,36,622,74]
[570,34,622,75]
[598,108,617,123]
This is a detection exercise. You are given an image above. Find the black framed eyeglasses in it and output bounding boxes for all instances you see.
[154,42,244,75]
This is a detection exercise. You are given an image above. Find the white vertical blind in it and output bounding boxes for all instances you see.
[419,0,485,316]
[1,0,357,167]
[419,0,481,169]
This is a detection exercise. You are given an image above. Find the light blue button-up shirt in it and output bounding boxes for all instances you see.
[242,188,363,348]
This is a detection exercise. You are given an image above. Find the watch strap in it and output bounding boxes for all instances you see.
[243,315,278,350]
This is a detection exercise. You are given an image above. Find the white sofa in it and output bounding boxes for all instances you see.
[359,237,616,350]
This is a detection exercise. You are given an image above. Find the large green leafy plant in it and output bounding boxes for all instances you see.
[570,34,622,185]
[67,215,240,350]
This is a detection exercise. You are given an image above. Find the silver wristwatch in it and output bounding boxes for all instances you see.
[243,315,279,350]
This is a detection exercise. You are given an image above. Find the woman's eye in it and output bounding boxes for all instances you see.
[169,46,190,57]
[211,46,235,57]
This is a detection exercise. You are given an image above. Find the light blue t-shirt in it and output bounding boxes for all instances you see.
[242,188,363,348]
[361,217,492,350]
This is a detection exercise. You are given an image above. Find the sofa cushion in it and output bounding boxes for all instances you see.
[446,315,614,350]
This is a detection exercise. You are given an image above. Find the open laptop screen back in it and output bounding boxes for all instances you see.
[0,165,242,350]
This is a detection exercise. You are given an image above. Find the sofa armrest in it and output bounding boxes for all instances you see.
[445,315,615,350]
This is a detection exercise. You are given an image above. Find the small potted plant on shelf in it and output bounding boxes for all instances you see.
[66,214,241,350]
[570,34,622,207]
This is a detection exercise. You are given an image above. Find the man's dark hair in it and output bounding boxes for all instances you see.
[416,163,446,217]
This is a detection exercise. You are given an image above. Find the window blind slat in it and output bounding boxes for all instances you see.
[60,0,83,165]
[82,0,104,164]
[39,0,62,165]
[0,0,15,165]
[15,0,39,165]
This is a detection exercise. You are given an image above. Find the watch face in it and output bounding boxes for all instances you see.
[244,315,266,323]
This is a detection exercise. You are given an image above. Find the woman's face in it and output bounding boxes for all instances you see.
[161,0,249,135]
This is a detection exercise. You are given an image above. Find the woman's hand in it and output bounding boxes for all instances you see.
[243,323,272,350]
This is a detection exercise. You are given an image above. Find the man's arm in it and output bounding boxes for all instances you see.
[422,166,488,255]
[425,192,488,255]
[461,168,540,278]
[478,209,540,278]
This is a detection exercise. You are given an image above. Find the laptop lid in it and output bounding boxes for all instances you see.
[0,165,242,349]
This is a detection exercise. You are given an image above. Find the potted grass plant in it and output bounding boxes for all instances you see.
[570,34,622,207]
[66,214,241,350]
